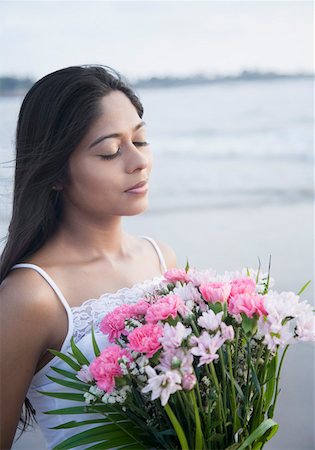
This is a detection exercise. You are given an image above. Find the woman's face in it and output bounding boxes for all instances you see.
[62,90,152,220]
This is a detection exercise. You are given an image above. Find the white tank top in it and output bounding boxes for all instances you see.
[10,235,168,450]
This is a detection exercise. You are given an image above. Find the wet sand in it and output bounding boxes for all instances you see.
[12,202,314,450]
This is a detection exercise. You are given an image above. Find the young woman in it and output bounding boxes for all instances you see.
[0,65,177,449]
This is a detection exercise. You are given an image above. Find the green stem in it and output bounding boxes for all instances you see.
[164,402,190,450]
[219,347,227,415]
[227,342,239,434]
[209,362,226,436]
[233,326,240,378]
[243,338,252,427]
[189,390,204,450]
[269,345,289,418]
[177,390,192,441]
[190,318,201,337]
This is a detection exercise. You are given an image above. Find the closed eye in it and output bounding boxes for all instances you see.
[99,141,150,160]
[133,141,149,147]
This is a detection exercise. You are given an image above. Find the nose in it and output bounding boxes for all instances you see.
[125,142,150,174]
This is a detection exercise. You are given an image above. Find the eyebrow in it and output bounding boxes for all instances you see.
[88,121,146,149]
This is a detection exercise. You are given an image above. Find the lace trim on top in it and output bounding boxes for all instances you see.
[71,275,166,342]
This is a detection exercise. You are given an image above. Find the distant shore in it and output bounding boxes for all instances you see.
[0,70,313,96]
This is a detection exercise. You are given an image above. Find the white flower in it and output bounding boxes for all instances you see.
[190,331,225,367]
[198,310,223,331]
[76,365,94,383]
[159,322,192,349]
[173,281,202,303]
[141,366,182,406]
[89,385,105,397]
[296,312,315,342]
[136,355,150,368]
[187,268,217,286]
[83,392,95,405]
[220,322,235,341]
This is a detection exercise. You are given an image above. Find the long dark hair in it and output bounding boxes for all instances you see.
[0,64,144,433]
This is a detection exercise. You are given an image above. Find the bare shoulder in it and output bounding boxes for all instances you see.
[155,240,178,269]
[0,268,61,336]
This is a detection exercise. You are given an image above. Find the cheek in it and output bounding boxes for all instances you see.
[66,157,114,198]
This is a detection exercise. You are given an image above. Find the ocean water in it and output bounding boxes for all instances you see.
[0,78,313,229]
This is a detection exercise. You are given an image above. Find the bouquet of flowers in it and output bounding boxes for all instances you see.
[41,261,314,450]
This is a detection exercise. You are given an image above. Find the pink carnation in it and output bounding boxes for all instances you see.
[199,282,231,304]
[145,294,184,323]
[100,304,134,342]
[228,293,267,318]
[127,323,163,358]
[89,345,132,393]
[229,278,257,298]
[164,268,190,284]
[129,299,151,316]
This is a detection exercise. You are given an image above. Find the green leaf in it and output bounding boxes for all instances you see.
[85,442,146,450]
[226,371,245,401]
[45,404,126,417]
[91,324,101,357]
[84,434,147,449]
[46,375,89,392]
[52,418,127,429]
[250,361,261,395]
[37,391,84,402]
[52,418,110,429]
[297,279,312,296]
[52,423,147,450]
[264,355,277,414]
[48,349,81,371]
[241,315,257,335]
[70,336,90,366]
[237,419,279,450]
[185,258,190,273]
[50,366,79,381]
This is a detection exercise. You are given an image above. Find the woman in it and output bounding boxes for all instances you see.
[0,65,177,449]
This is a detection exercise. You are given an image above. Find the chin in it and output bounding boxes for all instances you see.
[123,201,149,216]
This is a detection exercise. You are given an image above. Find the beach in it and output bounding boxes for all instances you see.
[1,78,313,449]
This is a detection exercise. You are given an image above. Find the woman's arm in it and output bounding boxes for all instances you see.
[0,271,58,449]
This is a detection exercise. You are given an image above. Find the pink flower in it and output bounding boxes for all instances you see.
[127,323,164,358]
[100,304,134,342]
[229,278,257,298]
[89,345,132,393]
[199,282,231,304]
[228,293,267,318]
[164,268,190,284]
[145,294,185,323]
[182,373,197,390]
[129,299,151,316]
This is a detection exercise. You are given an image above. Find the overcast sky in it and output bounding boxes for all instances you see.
[1,0,313,81]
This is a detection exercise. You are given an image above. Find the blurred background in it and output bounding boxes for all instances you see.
[0,1,313,449]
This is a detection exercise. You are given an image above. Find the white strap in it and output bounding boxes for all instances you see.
[138,235,168,274]
[10,263,73,316]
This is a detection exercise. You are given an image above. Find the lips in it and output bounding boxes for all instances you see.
[125,180,148,192]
